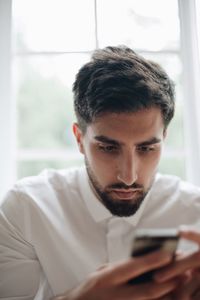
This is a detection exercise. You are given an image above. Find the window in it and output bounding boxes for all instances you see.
[12,0,184,179]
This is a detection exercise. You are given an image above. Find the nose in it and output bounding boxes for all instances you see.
[117,152,138,186]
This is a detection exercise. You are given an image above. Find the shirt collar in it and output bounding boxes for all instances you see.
[78,167,153,226]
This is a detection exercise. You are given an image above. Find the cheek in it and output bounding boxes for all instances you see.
[148,150,162,166]
[153,149,162,166]
[85,146,118,184]
[138,151,161,181]
[146,151,161,169]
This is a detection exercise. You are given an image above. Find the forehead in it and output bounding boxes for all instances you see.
[86,108,165,143]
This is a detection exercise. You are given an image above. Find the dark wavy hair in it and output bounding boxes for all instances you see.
[73,45,175,133]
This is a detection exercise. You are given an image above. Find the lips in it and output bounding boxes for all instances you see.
[110,190,142,200]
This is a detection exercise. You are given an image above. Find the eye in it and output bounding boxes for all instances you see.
[137,145,155,154]
[98,144,119,153]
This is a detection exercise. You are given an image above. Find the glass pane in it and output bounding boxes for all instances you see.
[15,54,90,149]
[159,156,186,179]
[13,0,96,52]
[17,159,84,179]
[142,53,182,86]
[97,0,180,51]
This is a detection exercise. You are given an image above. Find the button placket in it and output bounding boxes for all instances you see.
[106,218,126,263]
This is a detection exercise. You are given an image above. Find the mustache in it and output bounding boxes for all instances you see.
[107,182,144,190]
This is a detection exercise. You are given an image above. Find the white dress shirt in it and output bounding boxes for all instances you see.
[1,167,200,299]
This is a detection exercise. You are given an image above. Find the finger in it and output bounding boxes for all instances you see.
[99,251,173,285]
[193,290,200,300]
[158,297,173,300]
[173,271,200,299]
[179,228,200,244]
[154,251,200,282]
[121,279,178,300]
[175,250,185,259]
[96,264,108,271]
[156,295,173,300]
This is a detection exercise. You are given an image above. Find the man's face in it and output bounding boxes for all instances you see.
[73,107,166,217]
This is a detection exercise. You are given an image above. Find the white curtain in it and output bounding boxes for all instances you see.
[178,0,200,185]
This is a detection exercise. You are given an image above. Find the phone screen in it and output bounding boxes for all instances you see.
[128,229,179,284]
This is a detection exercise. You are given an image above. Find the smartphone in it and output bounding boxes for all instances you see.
[128,228,179,284]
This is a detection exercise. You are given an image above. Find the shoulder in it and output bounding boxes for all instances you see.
[0,167,85,232]
[3,167,83,199]
[142,173,200,227]
[15,167,82,191]
[154,173,200,203]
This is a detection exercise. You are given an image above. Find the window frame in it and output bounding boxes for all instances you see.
[1,0,199,199]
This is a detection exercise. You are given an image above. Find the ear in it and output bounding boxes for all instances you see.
[73,123,85,154]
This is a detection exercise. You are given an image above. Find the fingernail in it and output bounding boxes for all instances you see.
[179,225,189,232]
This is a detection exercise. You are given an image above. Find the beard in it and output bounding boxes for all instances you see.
[85,158,152,217]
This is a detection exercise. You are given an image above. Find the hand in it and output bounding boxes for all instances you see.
[52,251,178,300]
[154,228,200,300]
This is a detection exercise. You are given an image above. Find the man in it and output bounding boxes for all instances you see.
[1,46,200,299]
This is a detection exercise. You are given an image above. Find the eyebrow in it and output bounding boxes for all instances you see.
[94,135,162,147]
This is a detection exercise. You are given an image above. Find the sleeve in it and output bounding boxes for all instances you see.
[0,190,53,300]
